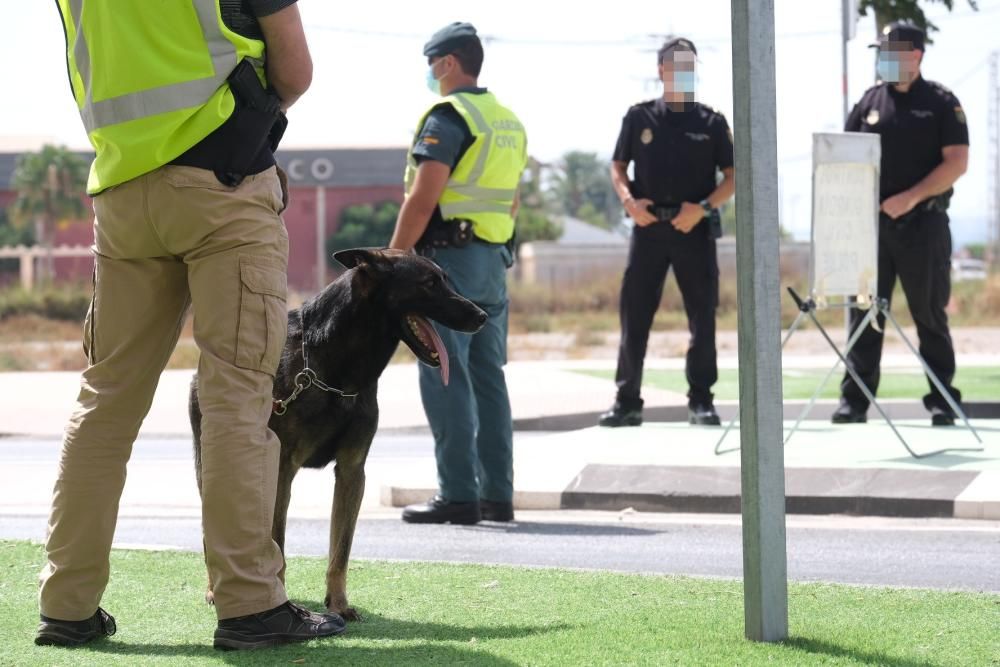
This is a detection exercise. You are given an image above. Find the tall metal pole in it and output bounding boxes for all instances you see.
[316,185,327,292]
[989,51,1000,268]
[841,0,850,122]
[730,0,789,643]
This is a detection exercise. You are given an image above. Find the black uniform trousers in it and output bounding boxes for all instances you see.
[614,220,719,409]
[840,210,961,412]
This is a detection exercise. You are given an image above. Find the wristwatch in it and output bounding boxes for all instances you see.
[699,199,713,214]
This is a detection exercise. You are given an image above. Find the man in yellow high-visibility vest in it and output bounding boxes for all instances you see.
[38,1,345,650]
[389,22,528,526]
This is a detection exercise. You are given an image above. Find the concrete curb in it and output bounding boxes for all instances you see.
[512,401,1000,432]
[382,466,1000,520]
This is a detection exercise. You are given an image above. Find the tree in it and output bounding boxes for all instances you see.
[8,145,88,286]
[325,200,400,267]
[858,0,978,38]
[549,151,621,229]
[514,158,562,253]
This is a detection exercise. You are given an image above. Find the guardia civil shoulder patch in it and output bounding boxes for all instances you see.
[866,109,880,125]
[640,128,654,144]
[955,107,966,124]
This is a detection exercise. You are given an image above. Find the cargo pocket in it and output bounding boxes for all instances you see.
[82,266,97,365]
[235,257,288,375]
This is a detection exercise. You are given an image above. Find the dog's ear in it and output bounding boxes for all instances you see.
[333,248,393,274]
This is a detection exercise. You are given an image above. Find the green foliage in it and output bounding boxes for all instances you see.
[515,160,562,250]
[325,201,400,267]
[0,208,35,273]
[8,145,88,229]
[515,207,562,247]
[858,0,978,38]
[963,243,985,260]
[0,285,92,321]
[549,151,621,229]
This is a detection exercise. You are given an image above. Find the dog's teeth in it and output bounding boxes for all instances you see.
[431,352,439,359]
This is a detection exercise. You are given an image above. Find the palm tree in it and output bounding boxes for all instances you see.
[8,145,89,286]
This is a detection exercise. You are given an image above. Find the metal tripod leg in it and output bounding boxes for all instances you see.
[881,306,983,449]
[782,306,876,445]
[802,303,927,457]
[714,308,810,455]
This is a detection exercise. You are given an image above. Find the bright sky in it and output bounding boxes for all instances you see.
[4,1,998,244]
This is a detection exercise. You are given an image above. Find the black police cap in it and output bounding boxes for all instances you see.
[870,20,925,50]
[658,37,697,62]
[423,22,480,58]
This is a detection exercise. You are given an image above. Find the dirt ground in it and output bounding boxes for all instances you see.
[1,310,996,372]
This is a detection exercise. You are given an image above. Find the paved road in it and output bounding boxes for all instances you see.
[2,435,997,592]
[3,510,997,592]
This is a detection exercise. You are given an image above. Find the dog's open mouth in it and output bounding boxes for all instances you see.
[402,314,450,385]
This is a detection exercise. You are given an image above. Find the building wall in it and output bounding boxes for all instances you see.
[3,184,405,292]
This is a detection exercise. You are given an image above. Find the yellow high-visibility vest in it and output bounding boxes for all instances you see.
[56,0,266,194]
[405,91,528,244]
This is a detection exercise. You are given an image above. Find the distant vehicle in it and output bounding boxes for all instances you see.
[951,258,988,282]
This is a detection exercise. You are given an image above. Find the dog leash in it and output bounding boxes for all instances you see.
[273,309,358,416]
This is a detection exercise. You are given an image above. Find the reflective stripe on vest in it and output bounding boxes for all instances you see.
[66,0,237,133]
[406,92,527,243]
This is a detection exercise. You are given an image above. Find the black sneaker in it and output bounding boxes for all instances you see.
[214,601,346,651]
[831,403,867,424]
[598,403,642,427]
[35,607,116,647]
[930,405,956,427]
[688,403,721,426]
[401,495,480,525]
[480,499,514,522]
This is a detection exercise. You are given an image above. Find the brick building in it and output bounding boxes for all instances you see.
[0,147,407,292]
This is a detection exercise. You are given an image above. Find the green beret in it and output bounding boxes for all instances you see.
[423,22,479,58]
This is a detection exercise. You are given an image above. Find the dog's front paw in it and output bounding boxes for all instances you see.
[324,594,362,622]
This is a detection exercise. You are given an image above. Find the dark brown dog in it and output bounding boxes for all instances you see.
[189,248,486,619]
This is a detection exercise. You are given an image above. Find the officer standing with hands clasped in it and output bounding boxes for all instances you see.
[389,23,528,525]
[833,21,969,427]
[600,37,735,428]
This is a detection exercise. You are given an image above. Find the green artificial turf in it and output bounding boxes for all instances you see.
[576,366,1000,402]
[2,541,996,666]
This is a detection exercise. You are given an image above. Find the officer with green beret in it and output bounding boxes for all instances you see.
[389,22,528,525]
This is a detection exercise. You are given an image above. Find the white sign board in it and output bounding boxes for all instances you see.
[810,132,881,304]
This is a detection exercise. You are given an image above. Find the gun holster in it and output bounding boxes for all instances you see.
[417,218,475,251]
[215,59,286,187]
[647,204,723,238]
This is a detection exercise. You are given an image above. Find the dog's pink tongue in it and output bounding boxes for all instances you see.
[414,317,450,385]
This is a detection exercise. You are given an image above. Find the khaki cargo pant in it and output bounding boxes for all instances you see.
[38,165,290,620]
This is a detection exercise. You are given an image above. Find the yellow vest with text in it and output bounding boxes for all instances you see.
[56,0,266,194]
[405,92,528,244]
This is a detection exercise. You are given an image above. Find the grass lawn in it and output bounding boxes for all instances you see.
[576,366,1000,402]
[2,541,997,666]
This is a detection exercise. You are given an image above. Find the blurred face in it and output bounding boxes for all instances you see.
[659,49,697,98]
[876,41,922,84]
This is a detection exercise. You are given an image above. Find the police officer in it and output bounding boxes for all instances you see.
[833,21,969,426]
[40,1,344,650]
[599,37,735,428]
[389,23,528,524]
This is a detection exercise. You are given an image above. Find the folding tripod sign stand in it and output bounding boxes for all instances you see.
[715,133,982,459]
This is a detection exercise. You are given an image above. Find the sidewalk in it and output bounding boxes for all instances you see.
[2,357,998,521]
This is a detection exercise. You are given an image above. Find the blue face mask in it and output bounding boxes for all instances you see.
[426,65,442,96]
[672,70,696,94]
[876,52,902,83]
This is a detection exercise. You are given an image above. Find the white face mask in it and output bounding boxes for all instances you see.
[426,60,443,95]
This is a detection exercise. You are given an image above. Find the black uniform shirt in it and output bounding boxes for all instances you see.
[612,100,734,205]
[411,87,484,170]
[845,76,968,200]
